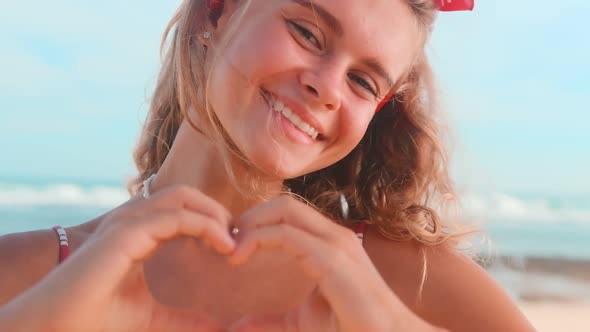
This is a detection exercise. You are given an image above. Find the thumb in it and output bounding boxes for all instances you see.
[148,303,224,332]
[228,313,294,332]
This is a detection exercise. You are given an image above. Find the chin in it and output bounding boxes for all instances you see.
[241,145,316,180]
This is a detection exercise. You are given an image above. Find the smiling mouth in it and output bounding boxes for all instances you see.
[261,89,325,141]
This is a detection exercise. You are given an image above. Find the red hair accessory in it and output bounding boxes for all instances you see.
[435,0,475,12]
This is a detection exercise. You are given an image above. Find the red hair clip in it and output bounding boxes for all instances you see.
[435,0,474,12]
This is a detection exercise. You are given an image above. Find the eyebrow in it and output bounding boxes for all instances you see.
[293,0,343,36]
[292,0,395,91]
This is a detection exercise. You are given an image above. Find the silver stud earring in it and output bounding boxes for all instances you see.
[203,31,212,40]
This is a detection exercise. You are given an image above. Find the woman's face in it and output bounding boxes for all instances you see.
[207,0,420,179]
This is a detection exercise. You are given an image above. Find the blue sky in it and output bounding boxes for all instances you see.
[1,0,588,195]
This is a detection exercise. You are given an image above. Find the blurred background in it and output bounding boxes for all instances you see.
[1,1,588,330]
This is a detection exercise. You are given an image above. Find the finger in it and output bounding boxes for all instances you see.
[110,209,236,263]
[229,224,332,279]
[228,224,390,326]
[228,313,292,332]
[229,295,336,332]
[150,185,233,228]
[237,197,340,241]
[149,304,225,332]
[49,210,235,305]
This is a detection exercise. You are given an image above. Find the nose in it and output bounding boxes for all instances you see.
[299,63,343,112]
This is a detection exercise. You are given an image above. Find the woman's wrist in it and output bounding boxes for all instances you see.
[0,294,46,332]
[0,304,29,332]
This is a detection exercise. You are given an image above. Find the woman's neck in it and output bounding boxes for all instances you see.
[148,120,284,218]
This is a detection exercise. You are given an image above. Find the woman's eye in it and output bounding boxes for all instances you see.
[348,73,378,97]
[288,21,321,48]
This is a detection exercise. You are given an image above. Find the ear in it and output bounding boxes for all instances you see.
[197,0,239,47]
[196,30,213,47]
[212,0,239,36]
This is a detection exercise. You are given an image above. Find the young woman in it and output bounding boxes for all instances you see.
[0,0,535,331]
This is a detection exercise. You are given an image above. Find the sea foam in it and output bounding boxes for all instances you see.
[0,183,129,208]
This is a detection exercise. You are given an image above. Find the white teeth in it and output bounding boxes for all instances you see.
[283,107,293,118]
[269,94,320,140]
[301,123,311,133]
[290,114,303,128]
[274,100,285,112]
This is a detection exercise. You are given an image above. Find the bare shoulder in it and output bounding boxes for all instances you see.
[363,227,535,332]
[0,221,98,305]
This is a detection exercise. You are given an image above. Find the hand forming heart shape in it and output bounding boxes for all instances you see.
[0,186,436,332]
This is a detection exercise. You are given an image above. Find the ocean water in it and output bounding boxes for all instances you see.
[0,177,127,234]
[1,177,589,260]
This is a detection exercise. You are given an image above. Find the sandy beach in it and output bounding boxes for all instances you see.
[485,256,590,331]
[520,301,589,332]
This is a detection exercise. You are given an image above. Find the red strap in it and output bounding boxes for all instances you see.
[355,221,368,242]
[52,226,70,263]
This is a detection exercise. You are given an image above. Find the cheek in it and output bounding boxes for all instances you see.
[206,19,286,129]
[208,15,306,135]
[316,109,372,170]
[220,17,304,87]
[340,108,373,148]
